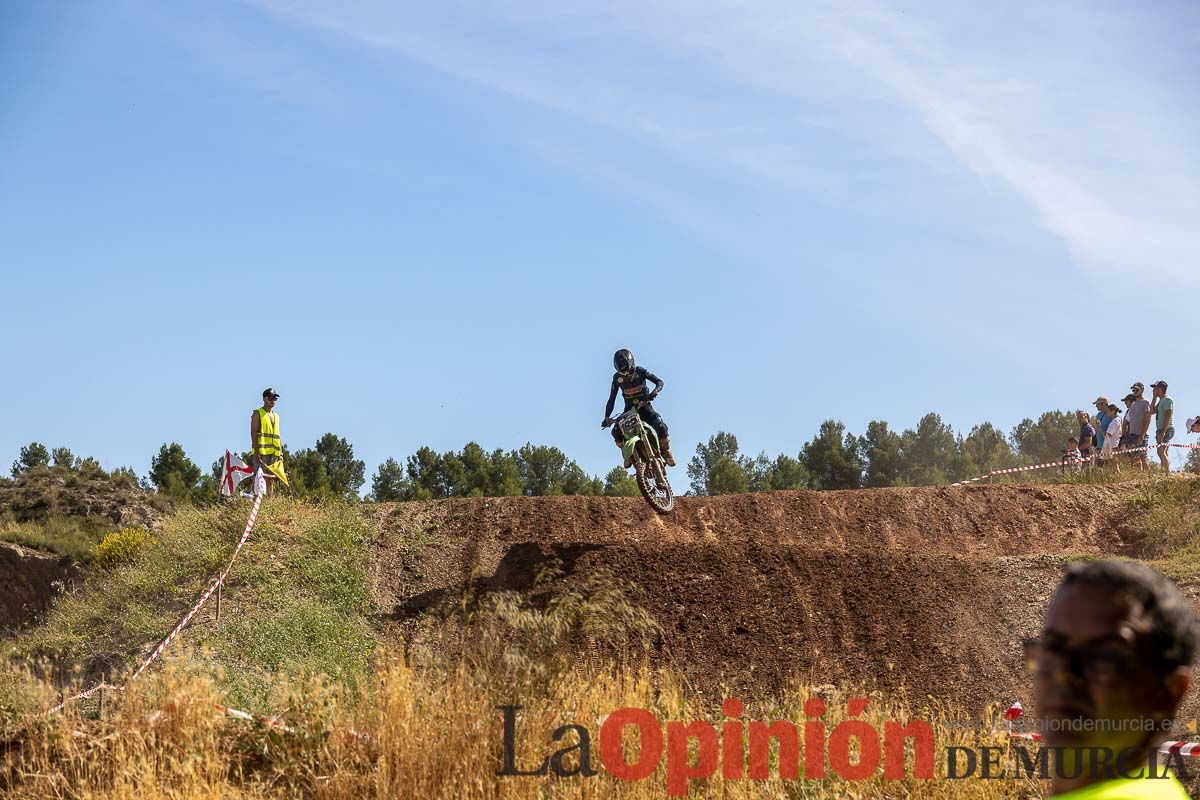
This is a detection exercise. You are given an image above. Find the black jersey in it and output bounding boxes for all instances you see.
[613,367,660,402]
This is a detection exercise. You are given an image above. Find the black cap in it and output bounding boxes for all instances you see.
[1151,380,1168,390]
[1123,393,1136,402]
[1131,381,1145,391]
[262,387,280,399]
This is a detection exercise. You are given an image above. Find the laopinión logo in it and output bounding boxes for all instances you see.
[497,698,1192,794]
[498,697,936,796]
[950,746,1190,781]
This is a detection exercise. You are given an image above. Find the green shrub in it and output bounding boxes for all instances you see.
[95,527,156,569]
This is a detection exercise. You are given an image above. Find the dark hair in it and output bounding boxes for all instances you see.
[1059,560,1199,670]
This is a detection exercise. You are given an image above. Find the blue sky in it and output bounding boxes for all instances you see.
[2,0,1198,482]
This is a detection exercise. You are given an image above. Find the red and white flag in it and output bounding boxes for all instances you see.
[220,450,255,496]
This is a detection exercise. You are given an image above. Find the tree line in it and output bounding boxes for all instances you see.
[6,437,639,504]
[8,408,1198,503]
[687,409,1200,495]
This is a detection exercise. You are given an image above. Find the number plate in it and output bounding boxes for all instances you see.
[618,413,641,437]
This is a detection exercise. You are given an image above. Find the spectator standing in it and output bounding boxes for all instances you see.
[251,387,283,496]
[1151,380,1174,473]
[1119,394,1134,449]
[1063,437,1082,474]
[1125,383,1152,472]
[1076,410,1096,462]
[1189,417,1200,474]
[1100,404,1123,472]
[1093,397,1112,456]
[1028,560,1197,797]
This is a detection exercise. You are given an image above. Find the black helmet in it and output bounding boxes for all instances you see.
[613,349,635,373]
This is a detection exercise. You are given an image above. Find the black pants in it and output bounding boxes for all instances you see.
[611,401,668,444]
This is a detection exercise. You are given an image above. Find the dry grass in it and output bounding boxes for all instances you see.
[1134,475,1200,582]
[0,653,1044,799]
[0,514,114,564]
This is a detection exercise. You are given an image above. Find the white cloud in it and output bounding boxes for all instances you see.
[246,0,1200,284]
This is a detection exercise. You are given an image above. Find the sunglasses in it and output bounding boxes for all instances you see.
[1022,636,1140,685]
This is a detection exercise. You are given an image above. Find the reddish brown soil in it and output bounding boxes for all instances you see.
[0,542,79,635]
[366,482,1181,716]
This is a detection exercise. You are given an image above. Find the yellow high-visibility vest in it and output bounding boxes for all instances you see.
[254,408,281,457]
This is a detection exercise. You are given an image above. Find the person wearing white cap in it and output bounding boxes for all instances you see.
[1184,416,1200,475]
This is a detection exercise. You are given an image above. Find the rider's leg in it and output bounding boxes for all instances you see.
[640,404,675,467]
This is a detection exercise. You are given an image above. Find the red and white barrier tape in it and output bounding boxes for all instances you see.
[29,489,371,745]
[1004,702,1200,757]
[129,492,263,683]
[44,491,264,716]
[952,443,1200,487]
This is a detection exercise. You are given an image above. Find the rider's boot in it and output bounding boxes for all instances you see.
[660,436,677,467]
[617,440,633,469]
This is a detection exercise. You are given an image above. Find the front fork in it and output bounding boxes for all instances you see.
[624,433,665,482]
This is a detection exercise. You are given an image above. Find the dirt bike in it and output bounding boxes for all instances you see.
[604,399,675,514]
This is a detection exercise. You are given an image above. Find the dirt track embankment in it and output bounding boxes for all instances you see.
[366,482,1170,712]
[0,542,78,634]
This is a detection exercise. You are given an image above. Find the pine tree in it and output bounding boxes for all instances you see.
[802,421,863,489]
[859,420,905,488]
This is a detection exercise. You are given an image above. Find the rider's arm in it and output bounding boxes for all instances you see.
[604,378,619,419]
[644,370,664,397]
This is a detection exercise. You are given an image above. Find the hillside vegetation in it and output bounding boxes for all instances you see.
[0,461,168,563]
[6,498,374,710]
[2,474,1199,798]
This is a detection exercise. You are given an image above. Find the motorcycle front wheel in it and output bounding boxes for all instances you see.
[635,459,675,514]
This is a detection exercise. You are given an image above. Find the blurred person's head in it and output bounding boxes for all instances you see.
[1131,382,1145,399]
[1151,380,1168,398]
[1123,394,1135,408]
[1076,410,1090,425]
[1030,561,1197,789]
[1108,404,1120,416]
[1094,397,1109,414]
[1066,437,1079,451]
[1187,416,1200,435]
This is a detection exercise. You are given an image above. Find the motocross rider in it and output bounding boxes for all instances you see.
[602,349,676,468]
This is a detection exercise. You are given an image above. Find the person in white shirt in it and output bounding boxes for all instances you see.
[1101,403,1123,471]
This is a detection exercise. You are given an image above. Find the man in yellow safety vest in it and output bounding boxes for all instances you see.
[251,388,284,494]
